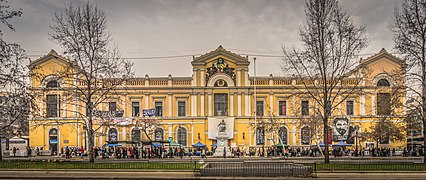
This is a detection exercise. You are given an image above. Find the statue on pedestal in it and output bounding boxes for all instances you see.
[213,119,231,157]
[218,120,226,132]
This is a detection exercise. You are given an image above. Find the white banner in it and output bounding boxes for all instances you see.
[208,117,234,139]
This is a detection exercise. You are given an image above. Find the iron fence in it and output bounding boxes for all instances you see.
[316,162,426,172]
[200,162,315,177]
[0,160,202,171]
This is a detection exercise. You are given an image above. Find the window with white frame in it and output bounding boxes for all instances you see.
[132,102,140,117]
[256,101,264,116]
[178,101,186,116]
[279,101,287,116]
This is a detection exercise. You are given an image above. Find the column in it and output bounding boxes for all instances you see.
[244,70,249,86]
[208,93,212,116]
[74,94,78,117]
[269,92,274,116]
[39,93,43,116]
[292,95,296,116]
[77,123,80,147]
[99,134,103,148]
[168,93,172,117]
[230,93,234,116]
[145,93,150,109]
[168,124,173,138]
[237,70,241,86]
[122,127,126,141]
[191,93,197,116]
[192,69,197,87]
[360,94,366,115]
[245,93,251,116]
[237,93,242,116]
[200,69,205,87]
[371,93,376,115]
[200,93,205,116]
[122,95,126,116]
[62,94,67,117]
[292,124,297,145]
[191,124,194,145]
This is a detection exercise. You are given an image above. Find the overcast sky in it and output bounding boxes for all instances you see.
[3,0,399,77]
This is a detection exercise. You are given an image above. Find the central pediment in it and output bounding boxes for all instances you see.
[191,45,250,66]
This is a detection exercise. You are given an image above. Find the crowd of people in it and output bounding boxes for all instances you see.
[12,145,425,159]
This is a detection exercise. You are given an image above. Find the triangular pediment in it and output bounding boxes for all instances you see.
[191,45,250,66]
[29,49,71,69]
[360,48,405,67]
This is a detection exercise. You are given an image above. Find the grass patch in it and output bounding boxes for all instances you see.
[0,161,202,170]
[315,163,426,171]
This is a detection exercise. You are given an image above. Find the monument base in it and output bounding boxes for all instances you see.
[213,132,232,157]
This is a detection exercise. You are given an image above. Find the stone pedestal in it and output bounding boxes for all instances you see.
[213,132,231,157]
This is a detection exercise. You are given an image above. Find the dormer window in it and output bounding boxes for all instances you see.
[377,79,390,86]
[46,80,59,88]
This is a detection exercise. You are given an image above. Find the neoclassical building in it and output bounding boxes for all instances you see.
[29,46,406,154]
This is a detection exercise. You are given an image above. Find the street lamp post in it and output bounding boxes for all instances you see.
[168,136,172,158]
[355,126,359,157]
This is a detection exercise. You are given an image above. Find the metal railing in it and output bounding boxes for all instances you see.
[200,161,315,177]
[0,160,202,170]
[316,162,426,172]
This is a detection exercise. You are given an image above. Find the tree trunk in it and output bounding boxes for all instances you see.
[423,75,426,164]
[0,136,2,161]
[88,125,94,163]
[323,118,329,163]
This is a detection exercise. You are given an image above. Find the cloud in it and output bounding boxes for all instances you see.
[3,0,399,76]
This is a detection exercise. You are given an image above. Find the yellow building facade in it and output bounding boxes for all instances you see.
[29,46,406,154]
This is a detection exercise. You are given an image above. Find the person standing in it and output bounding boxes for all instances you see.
[27,147,32,157]
[12,147,16,157]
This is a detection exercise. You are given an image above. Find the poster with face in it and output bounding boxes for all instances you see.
[109,129,117,142]
[332,117,350,141]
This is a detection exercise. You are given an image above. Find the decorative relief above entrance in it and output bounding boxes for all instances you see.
[206,57,236,86]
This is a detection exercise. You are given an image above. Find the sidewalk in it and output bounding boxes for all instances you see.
[1,170,426,179]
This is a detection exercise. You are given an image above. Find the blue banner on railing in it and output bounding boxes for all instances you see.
[143,108,155,117]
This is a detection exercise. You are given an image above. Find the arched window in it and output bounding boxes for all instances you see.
[131,129,141,143]
[46,80,59,88]
[154,128,164,141]
[177,127,187,146]
[49,128,58,155]
[108,128,118,142]
[256,127,265,145]
[278,127,288,145]
[301,127,311,145]
[377,79,390,86]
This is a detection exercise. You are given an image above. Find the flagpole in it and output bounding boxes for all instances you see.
[254,57,257,147]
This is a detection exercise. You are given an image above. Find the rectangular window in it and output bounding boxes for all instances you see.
[178,101,186,116]
[301,101,309,116]
[108,102,117,116]
[256,101,264,116]
[346,100,354,116]
[377,93,391,115]
[279,101,287,116]
[214,94,228,116]
[155,101,163,116]
[132,102,140,117]
[46,95,60,117]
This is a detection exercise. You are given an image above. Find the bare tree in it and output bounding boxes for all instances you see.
[0,0,34,161]
[49,2,133,162]
[282,0,368,163]
[392,0,426,163]
[365,87,406,153]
